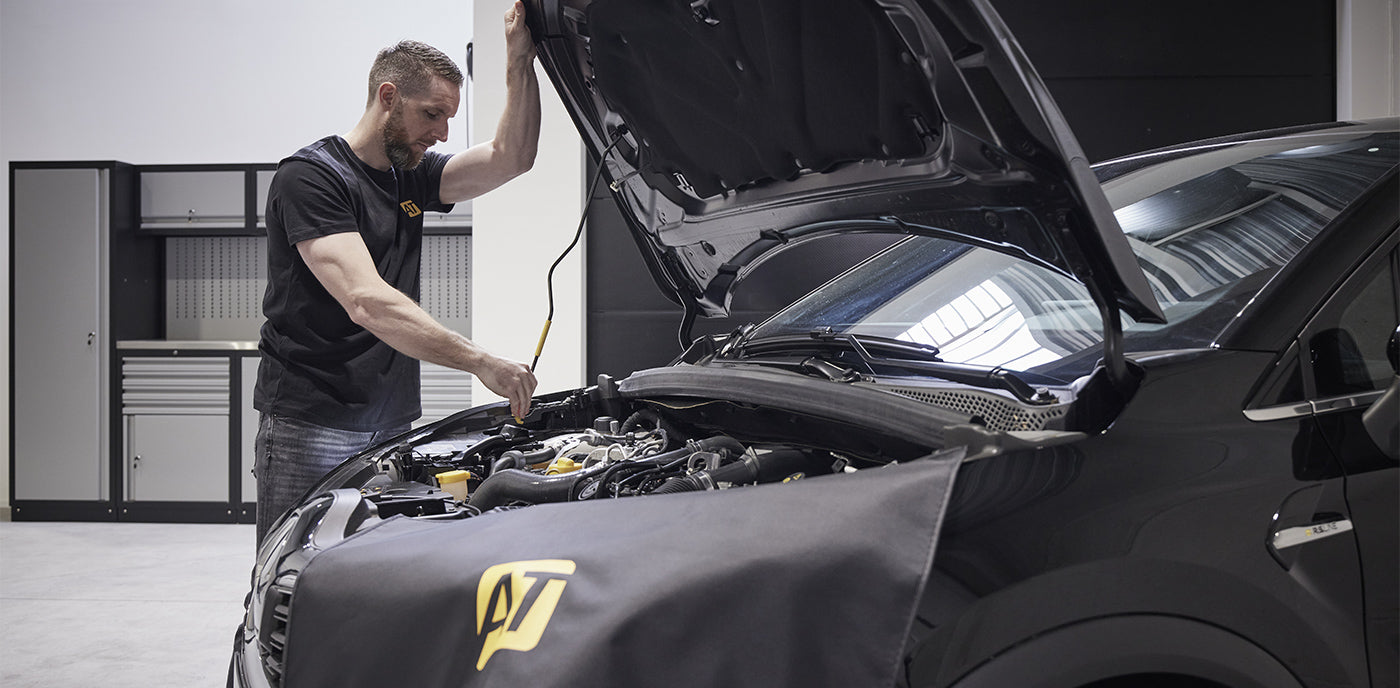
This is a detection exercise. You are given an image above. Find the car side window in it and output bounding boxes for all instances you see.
[1254,347,1306,406]
[1306,245,1400,399]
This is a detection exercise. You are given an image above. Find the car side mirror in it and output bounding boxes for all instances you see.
[1361,325,1400,461]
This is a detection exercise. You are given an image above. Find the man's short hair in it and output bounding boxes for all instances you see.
[367,40,464,106]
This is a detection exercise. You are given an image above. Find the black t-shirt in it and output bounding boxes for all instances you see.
[255,135,454,431]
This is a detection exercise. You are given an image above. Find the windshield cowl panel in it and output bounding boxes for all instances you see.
[618,364,958,451]
[618,363,1081,450]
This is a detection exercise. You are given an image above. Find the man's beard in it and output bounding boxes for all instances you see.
[382,102,424,171]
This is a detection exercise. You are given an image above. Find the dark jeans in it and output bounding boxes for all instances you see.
[253,414,408,546]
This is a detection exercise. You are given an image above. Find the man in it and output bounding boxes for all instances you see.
[254,1,541,545]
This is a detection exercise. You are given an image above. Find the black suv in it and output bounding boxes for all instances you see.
[232,1,1398,686]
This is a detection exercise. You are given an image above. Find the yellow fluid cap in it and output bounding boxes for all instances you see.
[545,457,583,475]
[436,469,471,486]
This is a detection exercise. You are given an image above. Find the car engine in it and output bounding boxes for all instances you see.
[357,405,843,521]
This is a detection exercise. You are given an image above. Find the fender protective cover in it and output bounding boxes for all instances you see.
[282,449,963,687]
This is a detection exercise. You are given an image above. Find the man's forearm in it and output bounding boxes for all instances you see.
[496,0,541,175]
[346,285,489,374]
[336,272,536,418]
[493,54,541,176]
[436,2,542,203]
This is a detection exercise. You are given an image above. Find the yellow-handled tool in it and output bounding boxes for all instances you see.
[530,319,552,372]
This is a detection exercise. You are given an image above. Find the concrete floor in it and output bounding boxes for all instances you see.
[0,522,254,687]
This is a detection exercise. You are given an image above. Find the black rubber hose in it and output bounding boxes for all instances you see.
[469,461,612,511]
[696,434,746,457]
[613,456,692,494]
[649,476,701,495]
[619,409,662,435]
[652,449,820,495]
[457,431,518,464]
[490,446,557,475]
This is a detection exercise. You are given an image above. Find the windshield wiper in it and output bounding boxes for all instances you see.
[717,323,758,359]
[805,330,1057,404]
[718,326,942,363]
[809,327,943,361]
[842,334,1058,405]
[717,327,1055,405]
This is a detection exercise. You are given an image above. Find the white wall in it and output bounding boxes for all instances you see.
[470,0,586,411]
[0,0,583,516]
[1,1,474,164]
[1339,0,1400,118]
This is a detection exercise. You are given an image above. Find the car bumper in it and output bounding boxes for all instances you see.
[228,626,270,688]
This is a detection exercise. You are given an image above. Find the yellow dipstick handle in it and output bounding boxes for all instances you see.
[534,320,553,358]
[519,319,553,424]
[530,319,552,373]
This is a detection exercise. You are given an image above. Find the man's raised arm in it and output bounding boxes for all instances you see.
[440,0,541,204]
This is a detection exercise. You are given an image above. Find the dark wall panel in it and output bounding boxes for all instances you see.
[993,0,1335,161]
[588,311,687,378]
[995,1,1334,78]
[586,1,1337,380]
[585,191,676,313]
[1049,76,1336,161]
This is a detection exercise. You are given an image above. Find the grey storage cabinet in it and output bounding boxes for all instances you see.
[239,356,259,518]
[112,344,257,523]
[11,167,111,506]
[137,165,272,236]
[140,169,246,231]
[9,162,157,520]
[127,415,230,502]
[11,161,473,522]
[121,357,230,505]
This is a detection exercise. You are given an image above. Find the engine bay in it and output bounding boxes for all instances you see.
[359,409,871,521]
[336,373,949,523]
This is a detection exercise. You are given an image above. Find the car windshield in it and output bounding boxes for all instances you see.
[747,128,1398,383]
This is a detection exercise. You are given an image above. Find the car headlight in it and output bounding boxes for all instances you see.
[249,513,300,617]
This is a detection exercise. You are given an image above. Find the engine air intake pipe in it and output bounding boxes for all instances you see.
[490,446,558,475]
[468,435,747,510]
[468,461,612,512]
[651,449,821,495]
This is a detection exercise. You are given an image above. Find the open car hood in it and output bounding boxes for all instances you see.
[526,0,1166,330]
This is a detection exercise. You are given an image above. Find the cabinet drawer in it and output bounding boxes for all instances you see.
[122,357,230,414]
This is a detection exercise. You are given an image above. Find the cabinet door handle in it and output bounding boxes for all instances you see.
[87,332,96,346]
[133,454,142,469]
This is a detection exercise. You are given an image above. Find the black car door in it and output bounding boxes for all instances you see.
[1300,236,1399,688]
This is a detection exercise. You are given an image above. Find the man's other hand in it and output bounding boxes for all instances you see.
[504,0,536,64]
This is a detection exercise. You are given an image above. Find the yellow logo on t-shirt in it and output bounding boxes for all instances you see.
[400,200,422,217]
